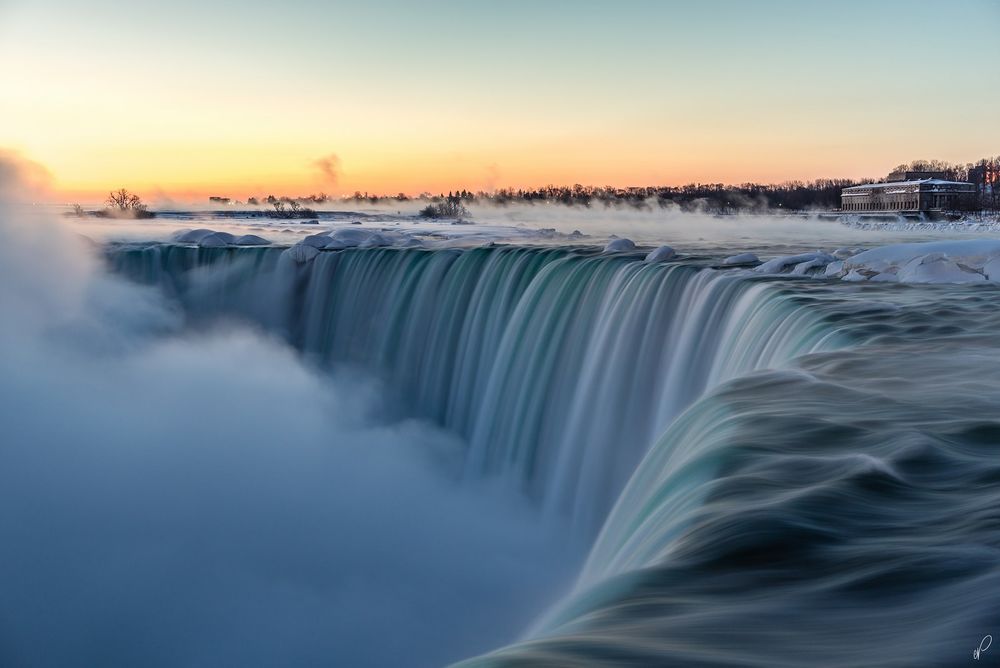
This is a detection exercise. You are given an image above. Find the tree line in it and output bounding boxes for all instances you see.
[326,156,1000,213]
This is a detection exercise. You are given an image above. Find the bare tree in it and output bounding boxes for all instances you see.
[419,196,469,219]
[105,188,147,213]
[100,188,153,219]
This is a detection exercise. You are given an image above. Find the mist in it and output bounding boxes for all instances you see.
[0,163,575,667]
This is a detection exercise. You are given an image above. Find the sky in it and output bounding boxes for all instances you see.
[1,0,998,201]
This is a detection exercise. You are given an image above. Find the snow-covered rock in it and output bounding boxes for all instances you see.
[842,269,868,282]
[896,255,985,284]
[824,261,844,278]
[173,228,217,244]
[722,252,759,265]
[791,257,832,275]
[644,245,676,262]
[842,240,1000,284]
[602,238,636,253]
[755,252,834,274]
[301,233,335,248]
[197,232,235,248]
[358,233,391,248]
[283,243,319,263]
[870,272,899,283]
[173,229,239,247]
[330,228,384,248]
[833,247,865,260]
[232,234,270,246]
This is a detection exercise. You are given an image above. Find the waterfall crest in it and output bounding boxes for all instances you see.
[109,244,845,534]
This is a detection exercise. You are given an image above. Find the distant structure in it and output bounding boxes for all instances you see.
[208,196,232,204]
[884,169,948,183]
[841,172,976,213]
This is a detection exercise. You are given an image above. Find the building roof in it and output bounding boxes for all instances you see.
[842,179,975,192]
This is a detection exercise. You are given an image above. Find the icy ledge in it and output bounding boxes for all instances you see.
[832,240,1000,284]
[754,240,1000,284]
[172,229,272,247]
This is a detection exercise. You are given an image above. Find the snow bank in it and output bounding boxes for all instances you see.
[742,241,1000,284]
[828,240,1000,284]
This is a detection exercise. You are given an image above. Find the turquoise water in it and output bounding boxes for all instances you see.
[107,243,1000,666]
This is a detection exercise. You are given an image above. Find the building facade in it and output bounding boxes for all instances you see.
[841,179,976,212]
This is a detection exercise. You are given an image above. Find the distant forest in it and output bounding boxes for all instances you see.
[248,156,1000,214]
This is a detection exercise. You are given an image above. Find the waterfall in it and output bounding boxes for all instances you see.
[109,244,846,535]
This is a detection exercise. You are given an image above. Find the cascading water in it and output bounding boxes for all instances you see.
[454,283,1000,668]
[103,241,1000,667]
[109,243,847,536]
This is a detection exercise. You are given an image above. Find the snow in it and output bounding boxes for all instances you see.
[830,240,1000,284]
[833,247,865,259]
[644,246,676,262]
[174,228,263,247]
[755,252,834,274]
[172,228,218,244]
[602,238,636,253]
[791,257,831,275]
[842,269,867,282]
[983,257,1000,281]
[896,255,985,284]
[301,233,335,249]
[358,232,391,248]
[824,261,844,277]
[842,178,974,191]
[707,240,1000,285]
[232,234,270,246]
[197,232,235,248]
[283,243,320,263]
[722,252,758,265]
[330,228,381,247]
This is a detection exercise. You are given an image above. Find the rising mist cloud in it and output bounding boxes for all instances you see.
[312,152,342,190]
[0,154,574,667]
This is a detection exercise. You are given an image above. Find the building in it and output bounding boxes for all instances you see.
[841,179,976,213]
[885,169,948,182]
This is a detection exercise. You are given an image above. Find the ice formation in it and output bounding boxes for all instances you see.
[233,234,271,246]
[722,252,759,265]
[197,232,236,248]
[828,240,1000,284]
[602,238,636,253]
[755,252,834,274]
[283,243,320,263]
[644,246,676,262]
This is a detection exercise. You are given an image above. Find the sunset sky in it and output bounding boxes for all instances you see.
[2,0,998,201]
